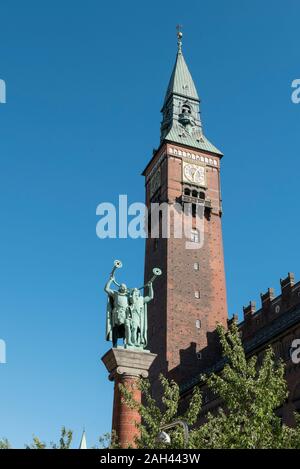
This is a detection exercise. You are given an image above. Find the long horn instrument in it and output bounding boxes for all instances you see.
[110,260,122,287]
[138,267,162,290]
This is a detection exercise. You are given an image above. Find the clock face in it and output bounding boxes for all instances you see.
[183,162,206,186]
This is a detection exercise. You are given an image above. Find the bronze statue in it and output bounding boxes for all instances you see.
[104,260,161,350]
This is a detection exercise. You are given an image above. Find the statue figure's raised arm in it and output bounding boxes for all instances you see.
[104,260,123,297]
[104,275,114,297]
[143,268,161,303]
[144,282,154,304]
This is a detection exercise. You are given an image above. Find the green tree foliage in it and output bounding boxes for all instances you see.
[98,430,119,449]
[52,426,73,449]
[120,374,202,448]
[0,438,11,449]
[26,426,73,449]
[27,436,47,449]
[121,322,300,449]
[194,322,298,448]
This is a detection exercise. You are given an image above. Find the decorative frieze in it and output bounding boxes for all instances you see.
[146,146,219,184]
[168,146,219,167]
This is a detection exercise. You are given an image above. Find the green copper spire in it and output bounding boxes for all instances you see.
[160,30,222,155]
[163,30,199,106]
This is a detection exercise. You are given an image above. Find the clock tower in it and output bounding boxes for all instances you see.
[143,32,228,395]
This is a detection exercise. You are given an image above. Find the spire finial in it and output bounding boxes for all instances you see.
[176,24,183,53]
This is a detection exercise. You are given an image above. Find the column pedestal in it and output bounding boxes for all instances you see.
[102,348,157,448]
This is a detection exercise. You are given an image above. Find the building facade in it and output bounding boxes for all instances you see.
[142,33,300,422]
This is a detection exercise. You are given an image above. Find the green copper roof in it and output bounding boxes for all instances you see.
[160,32,223,156]
[165,125,223,155]
[163,50,199,106]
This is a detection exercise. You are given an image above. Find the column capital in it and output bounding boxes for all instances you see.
[101,348,157,381]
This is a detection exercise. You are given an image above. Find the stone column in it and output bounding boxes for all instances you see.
[102,348,157,448]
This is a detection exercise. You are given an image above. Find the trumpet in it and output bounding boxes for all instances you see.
[110,259,122,287]
[138,267,162,290]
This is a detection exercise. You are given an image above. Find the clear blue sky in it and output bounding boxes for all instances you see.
[0,0,299,448]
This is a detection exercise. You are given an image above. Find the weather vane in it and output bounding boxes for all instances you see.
[176,24,183,52]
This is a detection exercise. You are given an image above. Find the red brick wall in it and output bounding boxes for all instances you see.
[144,143,227,395]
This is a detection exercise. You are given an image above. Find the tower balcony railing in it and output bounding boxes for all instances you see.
[181,194,212,210]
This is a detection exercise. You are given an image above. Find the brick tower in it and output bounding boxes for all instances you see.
[143,32,228,395]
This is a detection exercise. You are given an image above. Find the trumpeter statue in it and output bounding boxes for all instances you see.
[104,260,162,350]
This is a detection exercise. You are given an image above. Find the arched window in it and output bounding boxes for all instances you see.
[192,190,198,198]
[184,188,191,196]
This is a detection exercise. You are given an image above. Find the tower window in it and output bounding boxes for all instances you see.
[192,203,197,218]
[184,188,191,196]
[194,262,199,271]
[182,103,191,114]
[195,291,200,299]
[191,229,199,243]
[192,190,198,198]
